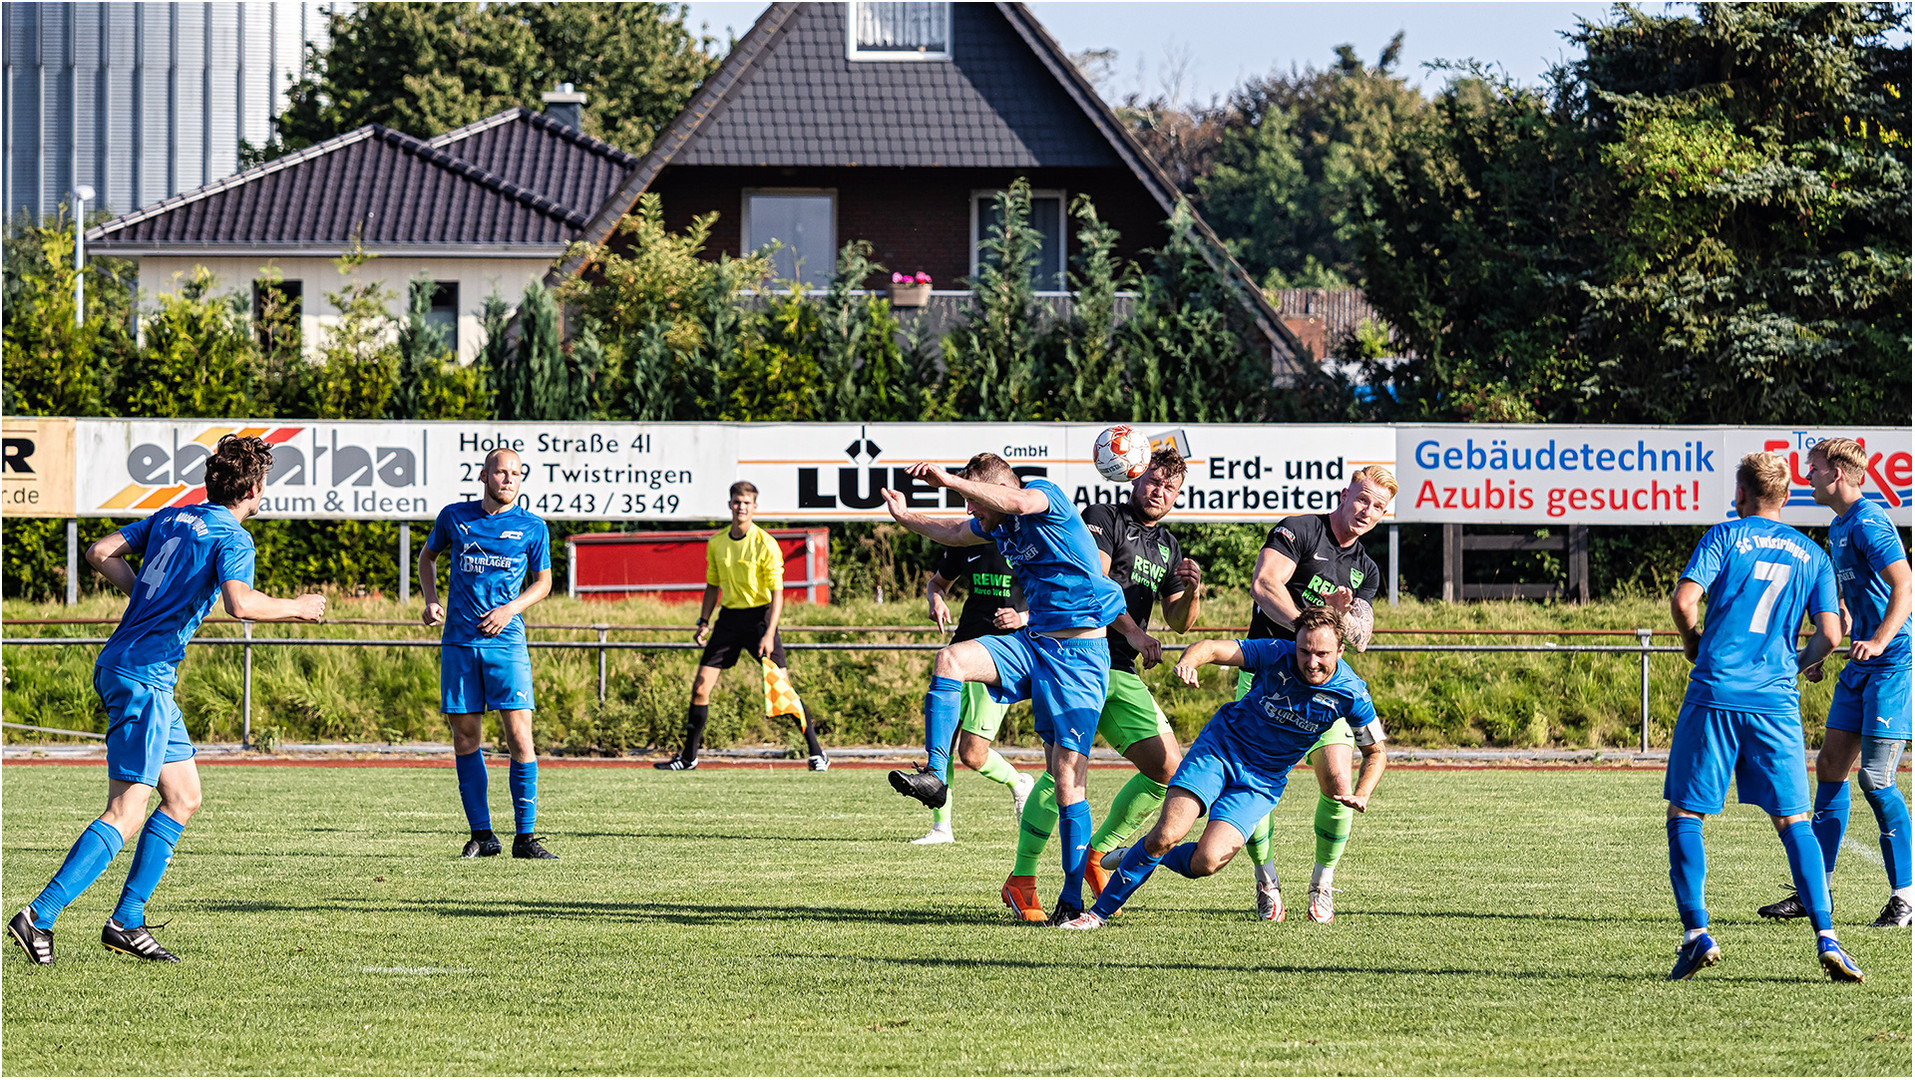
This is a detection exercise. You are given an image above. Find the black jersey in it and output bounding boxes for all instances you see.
[935,544,1027,643]
[1246,513,1381,641]
[1082,502,1186,674]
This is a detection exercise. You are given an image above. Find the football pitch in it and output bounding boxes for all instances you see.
[3,762,1909,1076]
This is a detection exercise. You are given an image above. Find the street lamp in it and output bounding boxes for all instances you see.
[72,185,95,326]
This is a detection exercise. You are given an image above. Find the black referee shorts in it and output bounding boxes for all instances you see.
[697,605,787,669]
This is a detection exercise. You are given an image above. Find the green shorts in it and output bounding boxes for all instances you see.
[1099,668,1175,754]
[958,679,1011,741]
[1234,667,1353,765]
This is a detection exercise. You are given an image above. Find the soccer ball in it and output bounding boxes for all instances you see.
[1093,425,1151,482]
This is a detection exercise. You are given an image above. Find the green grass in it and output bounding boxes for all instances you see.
[3,763,1908,1075]
[0,592,1855,751]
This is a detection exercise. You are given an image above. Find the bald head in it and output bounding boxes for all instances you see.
[482,448,523,510]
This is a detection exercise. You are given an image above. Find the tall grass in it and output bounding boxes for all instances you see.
[2,591,1847,751]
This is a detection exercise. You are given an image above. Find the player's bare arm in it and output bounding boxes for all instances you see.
[478,567,551,637]
[219,579,327,622]
[1671,580,1706,663]
[1338,729,1388,813]
[1112,611,1163,669]
[85,531,140,595]
[758,581,784,658]
[1852,559,1911,663]
[880,487,987,546]
[991,607,1026,630]
[913,461,1049,517]
[1164,558,1203,632]
[1796,608,1842,674]
[926,571,956,633]
[1172,639,1247,686]
[1250,548,1303,629]
[418,544,445,626]
[1341,597,1375,652]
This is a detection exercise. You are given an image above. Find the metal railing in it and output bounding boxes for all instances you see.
[3,626,1683,752]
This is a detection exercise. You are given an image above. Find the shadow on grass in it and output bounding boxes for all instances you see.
[196,897,1006,927]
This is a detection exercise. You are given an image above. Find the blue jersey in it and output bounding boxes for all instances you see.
[1210,638,1377,773]
[970,477,1125,633]
[1829,498,1912,672]
[1681,516,1838,713]
[425,501,551,649]
[95,504,256,688]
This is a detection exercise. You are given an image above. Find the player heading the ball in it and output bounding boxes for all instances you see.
[10,435,327,966]
[1664,452,1861,983]
[419,448,556,861]
[881,453,1125,925]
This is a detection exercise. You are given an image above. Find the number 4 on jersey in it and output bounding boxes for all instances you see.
[140,536,184,599]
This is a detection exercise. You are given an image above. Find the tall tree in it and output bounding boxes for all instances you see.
[277,2,718,154]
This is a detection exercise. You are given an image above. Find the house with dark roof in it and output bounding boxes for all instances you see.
[85,88,635,362]
[558,1,1307,382]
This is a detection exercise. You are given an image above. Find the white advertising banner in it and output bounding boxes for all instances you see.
[1397,425,1911,526]
[72,420,1396,523]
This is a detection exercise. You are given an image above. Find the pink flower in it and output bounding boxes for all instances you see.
[914,271,932,284]
[892,272,908,284]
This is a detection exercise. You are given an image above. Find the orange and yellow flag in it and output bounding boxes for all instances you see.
[762,657,808,731]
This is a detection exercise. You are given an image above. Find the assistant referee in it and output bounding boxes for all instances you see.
[655,480,828,771]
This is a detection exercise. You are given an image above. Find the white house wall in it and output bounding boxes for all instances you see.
[134,255,555,364]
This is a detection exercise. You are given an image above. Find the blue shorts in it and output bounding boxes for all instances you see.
[1167,723,1303,842]
[1826,663,1912,741]
[95,668,195,786]
[1665,701,1811,817]
[440,644,536,714]
[976,630,1110,756]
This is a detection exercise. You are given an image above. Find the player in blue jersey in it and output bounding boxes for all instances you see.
[881,452,1127,923]
[1056,606,1386,929]
[9,436,326,965]
[1757,437,1913,928]
[1665,452,1861,982]
[420,448,555,860]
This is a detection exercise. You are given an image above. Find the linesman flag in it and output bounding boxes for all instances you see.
[762,657,808,731]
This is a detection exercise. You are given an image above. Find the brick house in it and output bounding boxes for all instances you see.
[556,1,1307,381]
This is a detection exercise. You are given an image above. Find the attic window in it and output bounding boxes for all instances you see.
[848,2,950,60]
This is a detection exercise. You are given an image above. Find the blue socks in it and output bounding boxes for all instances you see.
[1666,816,1708,931]
[455,750,491,831]
[1779,819,1834,933]
[923,676,962,782]
[1863,784,1913,890]
[1161,842,1200,879]
[509,760,538,835]
[1811,780,1851,873]
[32,819,126,929]
[112,811,185,928]
[1091,841,1164,919]
[1057,799,1093,909]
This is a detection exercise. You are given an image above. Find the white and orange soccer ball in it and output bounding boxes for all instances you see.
[1093,425,1151,482]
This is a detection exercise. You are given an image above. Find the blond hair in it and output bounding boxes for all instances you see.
[1808,438,1867,484]
[1736,451,1790,508]
[1351,464,1398,498]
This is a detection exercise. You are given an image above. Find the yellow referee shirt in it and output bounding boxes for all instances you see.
[706,524,784,608]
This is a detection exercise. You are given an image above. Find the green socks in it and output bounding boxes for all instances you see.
[1245,812,1275,866]
[1012,771,1059,876]
[1314,793,1352,867]
[1088,772,1168,853]
[976,750,1020,788]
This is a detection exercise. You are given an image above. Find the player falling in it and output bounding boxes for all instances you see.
[1002,448,1203,921]
[1759,437,1913,927]
[881,453,1126,924]
[419,448,557,860]
[1664,452,1862,982]
[1058,606,1386,929]
[10,436,326,965]
[914,526,1036,844]
[1240,465,1394,922]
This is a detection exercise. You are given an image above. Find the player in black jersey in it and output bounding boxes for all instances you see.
[1239,464,1396,922]
[1001,448,1203,921]
[912,543,1037,844]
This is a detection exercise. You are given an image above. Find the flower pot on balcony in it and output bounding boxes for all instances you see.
[889,283,931,307]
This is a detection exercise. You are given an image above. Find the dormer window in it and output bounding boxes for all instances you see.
[848,2,951,61]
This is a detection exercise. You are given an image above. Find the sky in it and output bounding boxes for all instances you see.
[677,1,1620,103]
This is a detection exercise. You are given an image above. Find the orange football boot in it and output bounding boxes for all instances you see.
[1000,873,1047,922]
